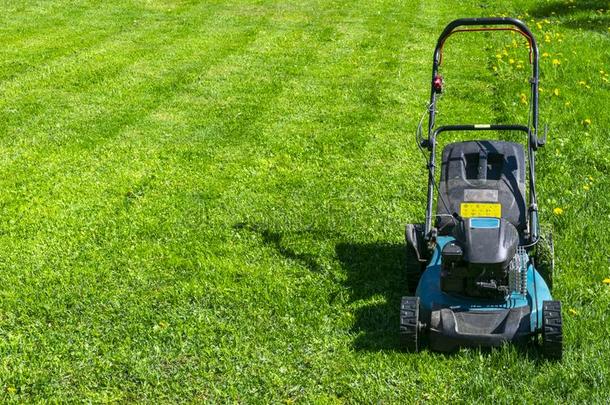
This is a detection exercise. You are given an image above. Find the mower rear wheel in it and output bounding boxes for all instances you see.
[542,300,562,360]
[405,224,427,292]
[405,246,425,293]
[535,228,554,290]
[400,296,420,352]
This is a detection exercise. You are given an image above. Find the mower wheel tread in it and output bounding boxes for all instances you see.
[400,296,419,352]
[542,300,562,360]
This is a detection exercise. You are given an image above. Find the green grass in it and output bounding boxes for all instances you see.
[0,0,609,402]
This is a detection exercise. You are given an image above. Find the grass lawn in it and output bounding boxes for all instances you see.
[0,0,609,402]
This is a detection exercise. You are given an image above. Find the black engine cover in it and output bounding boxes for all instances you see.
[441,218,519,298]
[457,217,518,266]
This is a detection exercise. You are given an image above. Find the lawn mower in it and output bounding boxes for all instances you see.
[402,18,562,358]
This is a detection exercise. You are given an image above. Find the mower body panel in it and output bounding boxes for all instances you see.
[416,236,552,351]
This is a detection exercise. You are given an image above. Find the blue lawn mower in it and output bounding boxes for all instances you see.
[402,18,562,359]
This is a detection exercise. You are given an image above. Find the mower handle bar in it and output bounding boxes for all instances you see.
[428,18,540,146]
[423,18,542,245]
[431,124,529,137]
[433,18,538,66]
[427,124,542,150]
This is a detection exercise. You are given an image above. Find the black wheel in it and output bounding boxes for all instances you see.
[535,227,554,290]
[405,224,427,292]
[542,300,562,360]
[405,245,424,293]
[400,296,420,352]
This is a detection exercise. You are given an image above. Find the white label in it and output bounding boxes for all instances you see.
[464,189,498,202]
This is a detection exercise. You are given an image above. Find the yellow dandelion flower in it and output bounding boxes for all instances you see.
[588,175,594,180]
[519,93,528,104]
[568,308,578,316]
[509,58,515,64]
[553,88,560,96]
[600,70,605,75]
[553,207,564,215]
[503,49,509,56]
[496,53,502,59]
[536,22,543,30]
[603,278,610,284]
[542,52,550,57]
[565,101,571,106]
[545,34,551,43]
[552,59,561,65]
[493,66,498,72]
[583,118,592,126]
[578,80,587,86]
[7,387,16,394]
[583,184,590,191]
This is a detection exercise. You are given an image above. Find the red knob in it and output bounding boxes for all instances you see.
[433,74,443,93]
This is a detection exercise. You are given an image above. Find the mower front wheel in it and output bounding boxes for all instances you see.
[542,300,563,360]
[400,296,420,352]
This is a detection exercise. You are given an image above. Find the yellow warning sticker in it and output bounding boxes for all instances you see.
[460,203,502,218]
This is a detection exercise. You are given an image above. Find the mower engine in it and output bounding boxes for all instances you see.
[440,217,527,299]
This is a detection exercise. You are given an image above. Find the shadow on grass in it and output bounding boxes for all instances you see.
[335,242,421,352]
[233,222,324,273]
[233,222,420,351]
[530,0,609,33]
[430,340,553,364]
